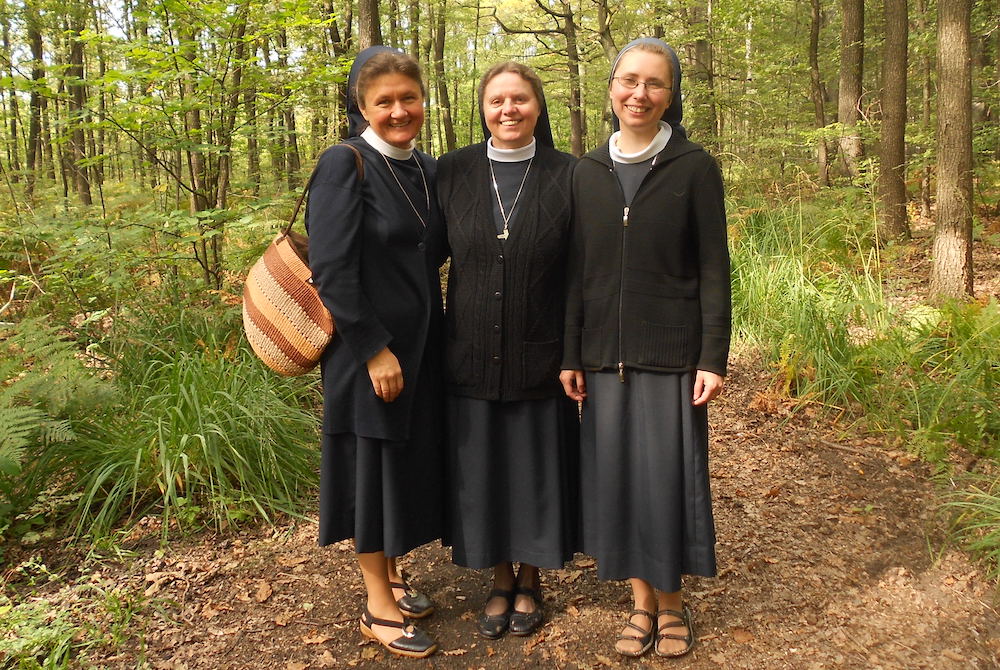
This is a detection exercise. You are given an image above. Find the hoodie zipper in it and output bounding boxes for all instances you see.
[611,154,660,384]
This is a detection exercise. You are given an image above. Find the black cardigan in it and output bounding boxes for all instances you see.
[562,133,731,376]
[307,138,447,440]
[437,142,576,400]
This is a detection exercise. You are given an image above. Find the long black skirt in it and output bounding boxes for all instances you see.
[446,395,579,569]
[580,370,716,593]
[318,364,445,556]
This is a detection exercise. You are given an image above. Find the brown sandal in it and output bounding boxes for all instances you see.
[615,608,655,657]
[655,605,695,657]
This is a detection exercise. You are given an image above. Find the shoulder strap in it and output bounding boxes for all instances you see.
[283,143,365,236]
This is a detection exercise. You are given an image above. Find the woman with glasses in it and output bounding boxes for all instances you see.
[560,38,730,659]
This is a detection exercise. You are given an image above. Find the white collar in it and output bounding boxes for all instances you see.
[487,137,536,163]
[361,126,414,160]
[609,121,671,164]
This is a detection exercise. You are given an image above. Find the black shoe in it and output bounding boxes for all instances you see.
[390,574,435,619]
[508,585,544,636]
[359,609,438,658]
[477,588,515,639]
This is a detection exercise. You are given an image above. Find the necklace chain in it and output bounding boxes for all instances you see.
[380,152,429,228]
[488,157,532,241]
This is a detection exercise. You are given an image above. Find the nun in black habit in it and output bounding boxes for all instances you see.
[307,46,447,658]
[436,62,580,640]
[560,37,731,659]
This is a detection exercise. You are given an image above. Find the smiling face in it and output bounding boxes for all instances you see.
[482,71,541,150]
[360,72,425,149]
[609,48,673,141]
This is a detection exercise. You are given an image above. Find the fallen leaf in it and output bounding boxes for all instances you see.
[486,646,496,657]
[575,557,596,568]
[566,604,580,617]
[441,648,467,656]
[302,631,332,645]
[284,662,307,670]
[942,650,965,662]
[732,628,754,643]
[316,651,336,668]
[710,653,727,664]
[256,581,273,603]
[360,646,380,660]
[274,613,291,627]
[279,555,310,568]
[595,654,616,666]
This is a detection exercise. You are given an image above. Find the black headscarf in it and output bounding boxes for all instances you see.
[346,45,406,139]
[478,68,555,149]
[609,37,686,138]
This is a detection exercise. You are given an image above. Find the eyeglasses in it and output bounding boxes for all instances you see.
[612,76,670,94]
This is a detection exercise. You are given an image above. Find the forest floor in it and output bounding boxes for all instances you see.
[5,224,1000,669]
[5,352,998,670]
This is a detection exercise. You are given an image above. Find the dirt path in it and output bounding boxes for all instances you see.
[14,355,1000,669]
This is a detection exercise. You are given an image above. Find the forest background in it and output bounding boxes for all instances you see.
[0,0,997,665]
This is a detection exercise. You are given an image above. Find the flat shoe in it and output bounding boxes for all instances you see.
[359,609,437,658]
[655,605,694,658]
[615,608,655,658]
[508,585,544,636]
[390,574,435,619]
[477,588,515,639]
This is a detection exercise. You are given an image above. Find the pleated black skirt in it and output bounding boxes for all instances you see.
[446,394,580,569]
[580,370,717,593]
[318,363,445,556]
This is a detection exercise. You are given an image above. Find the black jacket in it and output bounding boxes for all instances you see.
[307,138,447,440]
[562,133,731,376]
[438,143,576,400]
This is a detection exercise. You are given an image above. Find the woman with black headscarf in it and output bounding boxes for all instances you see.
[560,38,731,658]
[437,62,579,640]
[307,46,447,658]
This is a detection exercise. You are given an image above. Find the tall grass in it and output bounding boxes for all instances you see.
[729,189,1000,573]
[729,190,999,456]
[60,300,321,539]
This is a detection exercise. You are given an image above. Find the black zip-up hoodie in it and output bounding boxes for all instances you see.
[561,131,731,377]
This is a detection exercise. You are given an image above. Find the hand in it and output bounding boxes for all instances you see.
[367,347,403,402]
[692,370,723,406]
[560,369,587,402]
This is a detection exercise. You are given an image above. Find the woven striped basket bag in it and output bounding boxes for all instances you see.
[243,144,364,376]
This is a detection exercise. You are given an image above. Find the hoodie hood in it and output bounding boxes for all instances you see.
[609,37,686,138]
[347,45,404,138]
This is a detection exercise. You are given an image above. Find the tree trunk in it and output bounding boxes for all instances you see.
[67,9,93,204]
[929,0,974,299]
[358,0,382,50]
[563,3,585,156]
[689,0,719,147]
[808,0,830,186]
[433,0,456,152]
[917,0,933,217]
[878,0,910,242]
[837,0,864,178]
[2,18,21,182]
[25,5,44,197]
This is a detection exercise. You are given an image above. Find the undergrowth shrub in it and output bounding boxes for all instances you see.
[63,300,320,538]
[945,474,1000,580]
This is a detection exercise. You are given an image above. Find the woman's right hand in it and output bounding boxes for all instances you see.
[367,347,404,402]
[559,369,587,402]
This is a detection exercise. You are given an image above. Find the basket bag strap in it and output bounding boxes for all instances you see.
[283,143,365,236]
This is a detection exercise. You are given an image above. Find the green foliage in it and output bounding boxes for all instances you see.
[62,300,319,539]
[0,594,77,669]
[945,474,1000,580]
[730,190,1000,460]
[0,319,110,548]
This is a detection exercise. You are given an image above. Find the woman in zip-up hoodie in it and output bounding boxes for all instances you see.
[560,38,730,659]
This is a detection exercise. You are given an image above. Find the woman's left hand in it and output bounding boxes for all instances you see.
[692,370,724,406]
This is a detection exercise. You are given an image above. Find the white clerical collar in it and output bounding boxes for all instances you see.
[487,137,536,162]
[361,126,414,160]
[609,121,671,164]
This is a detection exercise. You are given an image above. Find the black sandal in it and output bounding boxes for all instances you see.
[477,588,515,639]
[655,606,695,658]
[615,608,655,657]
[508,585,544,636]
[359,609,438,658]
[389,572,435,619]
